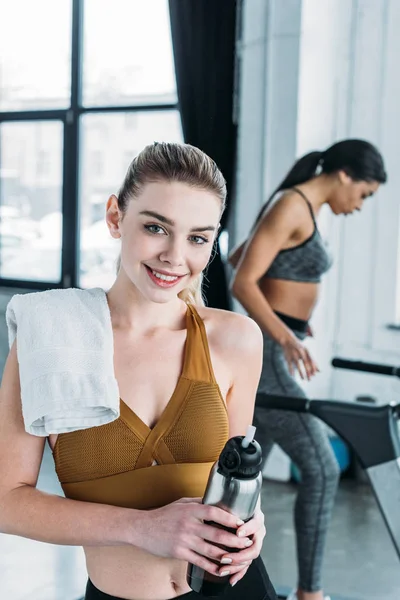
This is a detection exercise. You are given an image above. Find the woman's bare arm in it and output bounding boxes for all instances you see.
[231,195,306,344]
[223,314,263,436]
[210,312,265,585]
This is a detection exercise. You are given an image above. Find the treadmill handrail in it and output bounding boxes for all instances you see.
[256,392,399,414]
[332,357,400,378]
[256,393,400,468]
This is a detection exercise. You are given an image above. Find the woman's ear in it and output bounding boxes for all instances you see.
[337,169,353,186]
[106,195,122,239]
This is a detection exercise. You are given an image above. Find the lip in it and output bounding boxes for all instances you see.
[144,265,187,277]
[144,265,188,288]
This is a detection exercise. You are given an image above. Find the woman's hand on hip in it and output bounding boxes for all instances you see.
[132,497,254,577]
[281,333,319,380]
[218,507,266,586]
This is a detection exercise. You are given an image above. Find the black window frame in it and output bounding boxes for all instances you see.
[0,0,178,291]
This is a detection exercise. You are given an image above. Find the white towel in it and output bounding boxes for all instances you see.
[5,287,120,436]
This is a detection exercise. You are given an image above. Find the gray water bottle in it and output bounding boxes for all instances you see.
[187,425,263,596]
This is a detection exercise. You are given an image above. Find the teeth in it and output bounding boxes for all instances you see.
[152,269,178,282]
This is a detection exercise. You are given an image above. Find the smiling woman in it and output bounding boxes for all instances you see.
[0,142,277,600]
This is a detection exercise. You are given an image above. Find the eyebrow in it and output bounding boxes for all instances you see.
[139,210,216,232]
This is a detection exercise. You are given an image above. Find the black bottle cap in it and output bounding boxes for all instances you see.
[218,435,263,479]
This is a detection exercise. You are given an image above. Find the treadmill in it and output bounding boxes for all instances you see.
[257,357,400,600]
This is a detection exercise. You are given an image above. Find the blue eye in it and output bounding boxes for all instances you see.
[190,235,209,245]
[144,224,166,235]
[144,224,208,245]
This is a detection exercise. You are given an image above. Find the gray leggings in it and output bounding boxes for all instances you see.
[254,330,340,592]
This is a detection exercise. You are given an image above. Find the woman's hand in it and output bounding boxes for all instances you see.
[218,507,266,586]
[281,332,319,380]
[132,498,254,577]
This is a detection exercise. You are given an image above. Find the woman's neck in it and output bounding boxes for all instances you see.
[294,174,336,213]
[106,276,186,333]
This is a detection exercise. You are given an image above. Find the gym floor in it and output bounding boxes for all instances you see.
[0,445,399,600]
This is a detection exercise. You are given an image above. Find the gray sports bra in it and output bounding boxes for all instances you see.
[265,188,333,283]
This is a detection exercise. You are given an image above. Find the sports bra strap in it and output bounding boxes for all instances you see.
[291,187,317,227]
[182,304,217,383]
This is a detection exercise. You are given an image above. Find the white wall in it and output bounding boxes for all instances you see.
[235,0,400,405]
[234,0,302,246]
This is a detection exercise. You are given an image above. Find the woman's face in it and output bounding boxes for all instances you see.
[327,172,380,215]
[106,181,221,303]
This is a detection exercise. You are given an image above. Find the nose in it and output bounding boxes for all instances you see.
[159,237,185,267]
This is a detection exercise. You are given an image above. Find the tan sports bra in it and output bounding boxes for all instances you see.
[52,304,229,510]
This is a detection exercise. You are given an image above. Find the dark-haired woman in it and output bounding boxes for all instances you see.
[230,139,387,600]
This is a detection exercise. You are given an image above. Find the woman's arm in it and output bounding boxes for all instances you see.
[212,312,265,586]
[231,195,318,380]
[230,195,304,344]
[224,314,263,436]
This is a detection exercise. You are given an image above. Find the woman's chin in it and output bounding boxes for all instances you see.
[142,284,185,304]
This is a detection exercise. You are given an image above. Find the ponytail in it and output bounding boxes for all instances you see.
[252,151,323,228]
[116,253,121,274]
[178,274,205,307]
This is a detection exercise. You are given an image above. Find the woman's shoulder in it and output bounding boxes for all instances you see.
[195,305,263,356]
[260,188,310,224]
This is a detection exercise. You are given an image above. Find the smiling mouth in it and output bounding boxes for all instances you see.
[144,265,187,287]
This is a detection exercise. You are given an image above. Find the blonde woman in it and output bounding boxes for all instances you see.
[0,143,277,600]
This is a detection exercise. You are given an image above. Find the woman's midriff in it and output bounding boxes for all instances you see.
[47,434,194,599]
[258,277,320,321]
[84,545,191,599]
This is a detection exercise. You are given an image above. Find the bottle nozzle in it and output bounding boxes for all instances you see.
[241,425,256,449]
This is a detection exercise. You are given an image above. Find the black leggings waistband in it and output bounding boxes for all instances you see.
[84,556,277,599]
[85,579,193,599]
[274,310,309,334]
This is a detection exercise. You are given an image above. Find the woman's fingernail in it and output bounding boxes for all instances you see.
[238,529,246,537]
[231,579,238,587]
[220,558,232,564]
[236,519,244,526]
[244,539,253,547]
[220,570,230,577]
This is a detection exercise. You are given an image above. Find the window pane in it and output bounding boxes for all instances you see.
[0,122,63,282]
[83,0,177,107]
[0,0,72,110]
[79,110,182,289]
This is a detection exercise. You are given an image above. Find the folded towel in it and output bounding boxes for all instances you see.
[5,287,120,436]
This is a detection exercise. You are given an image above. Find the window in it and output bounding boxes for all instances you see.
[82,0,177,108]
[37,151,52,178]
[90,151,104,179]
[0,0,72,111]
[0,0,182,290]
[0,122,63,282]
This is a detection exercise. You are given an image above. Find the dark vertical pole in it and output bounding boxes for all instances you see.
[62,0,83,287]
